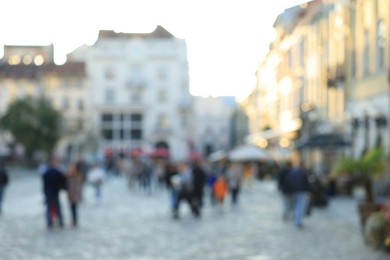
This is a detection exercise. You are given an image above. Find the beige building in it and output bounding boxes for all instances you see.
[0,45,92,160]
[342,0,390,158]
[243,0,390,175]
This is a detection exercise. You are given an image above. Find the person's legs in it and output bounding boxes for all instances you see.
[0,187,4,213]
[231,187,239,204]
[172,192,182,219]
[293,192,307,228]
[95,184,101,203]
[46,199,53,228]
[70,202,77,226]
[53,196,64,227]
[188,193,200,217]
[282,193,293,221]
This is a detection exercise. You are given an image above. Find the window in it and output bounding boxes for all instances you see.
[101,114,113,123]
[299,38,305,67]
[363,30,370,76]
[62,97,69,109]
[78,99,84,111]
[158,89,167,102]
[157,66,168,80]
[158,114,169,128]
[351,49,356,77]
[130,129,142,140]
[100,112,143,142]
[131,113,142,122]
[377,20,385,71]
[102,129,113,140]
[288,50,293,69]
[105,88,115,103]
[105,67,116,80]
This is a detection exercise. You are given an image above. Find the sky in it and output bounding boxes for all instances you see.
[0,0,308,98]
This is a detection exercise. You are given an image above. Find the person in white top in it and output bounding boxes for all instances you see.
[87,162,106,204]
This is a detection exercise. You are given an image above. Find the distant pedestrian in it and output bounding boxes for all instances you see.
[191,159,206,208]
[226,162,243,205]
[87,162,106,204]
[277,160,294,221]
[172,161,200,219]
[75,157,89,202]
[213,174,228,211]
[42,157,67,229]
[165,162,179,211]
[0,160,9,215]
[66,163,83,227]
[282,162,311,229]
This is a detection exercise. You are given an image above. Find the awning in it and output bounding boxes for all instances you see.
[295,133,351,150]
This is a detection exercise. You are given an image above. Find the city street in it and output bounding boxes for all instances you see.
[0,169,389,260]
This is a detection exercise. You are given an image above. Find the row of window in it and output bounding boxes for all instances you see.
[100,113,143,141]
[61,97,84,111]
[104,88,168,103]
[104,66,168,81]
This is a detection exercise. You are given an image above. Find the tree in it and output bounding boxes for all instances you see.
[0,97,62,161]
[333,146,387,203]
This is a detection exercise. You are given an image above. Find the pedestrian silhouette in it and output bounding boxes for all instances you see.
[0,160,9,215]
[42,157,67,229]
[66,162,83,227]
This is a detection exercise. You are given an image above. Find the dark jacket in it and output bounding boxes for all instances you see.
[277,165,292,194]
[192,166,206,195]
[43,167,67,198]
[284,167,311,194]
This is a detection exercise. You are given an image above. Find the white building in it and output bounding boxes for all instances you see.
[68,26,193,160]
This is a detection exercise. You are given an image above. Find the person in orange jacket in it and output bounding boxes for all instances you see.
[213,174,228,210]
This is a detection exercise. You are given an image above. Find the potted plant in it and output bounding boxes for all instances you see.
[332,146,387,230]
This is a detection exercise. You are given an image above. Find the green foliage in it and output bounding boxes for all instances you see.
[332,146,387,202]
[333,146,387,180]
[0,97,62,159]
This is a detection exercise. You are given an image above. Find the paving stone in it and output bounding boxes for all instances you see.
[0,170,389,259]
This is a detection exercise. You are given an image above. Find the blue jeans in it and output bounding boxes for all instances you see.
[46,196,63,227]
[0,186,5,210]
[281,193,293,219]
[292,192,308,227]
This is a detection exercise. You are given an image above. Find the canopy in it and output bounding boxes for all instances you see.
[296,133,351,150]
[228,145,272,162]
[207,150,227,162]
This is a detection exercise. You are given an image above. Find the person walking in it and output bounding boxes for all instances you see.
[0,160,9,215]
[66,163,83,227]
[87,162,106,204]
[191,159,206,209]
[226,162,243,205]
[277,160,294,221]
[213,173,229,211]
[283,162,311,229]
[172,161,200,219]
[42,157,67,229]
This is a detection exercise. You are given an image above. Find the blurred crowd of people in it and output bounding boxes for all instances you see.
[35,151,255,229]
[0,148,340,233]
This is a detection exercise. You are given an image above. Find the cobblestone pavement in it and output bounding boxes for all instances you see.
[0,170,389,260]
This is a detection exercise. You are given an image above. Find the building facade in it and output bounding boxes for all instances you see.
[192,96,236,156]
[243,0,390,177]
[67,26,193,160]
[0,45,92,160]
